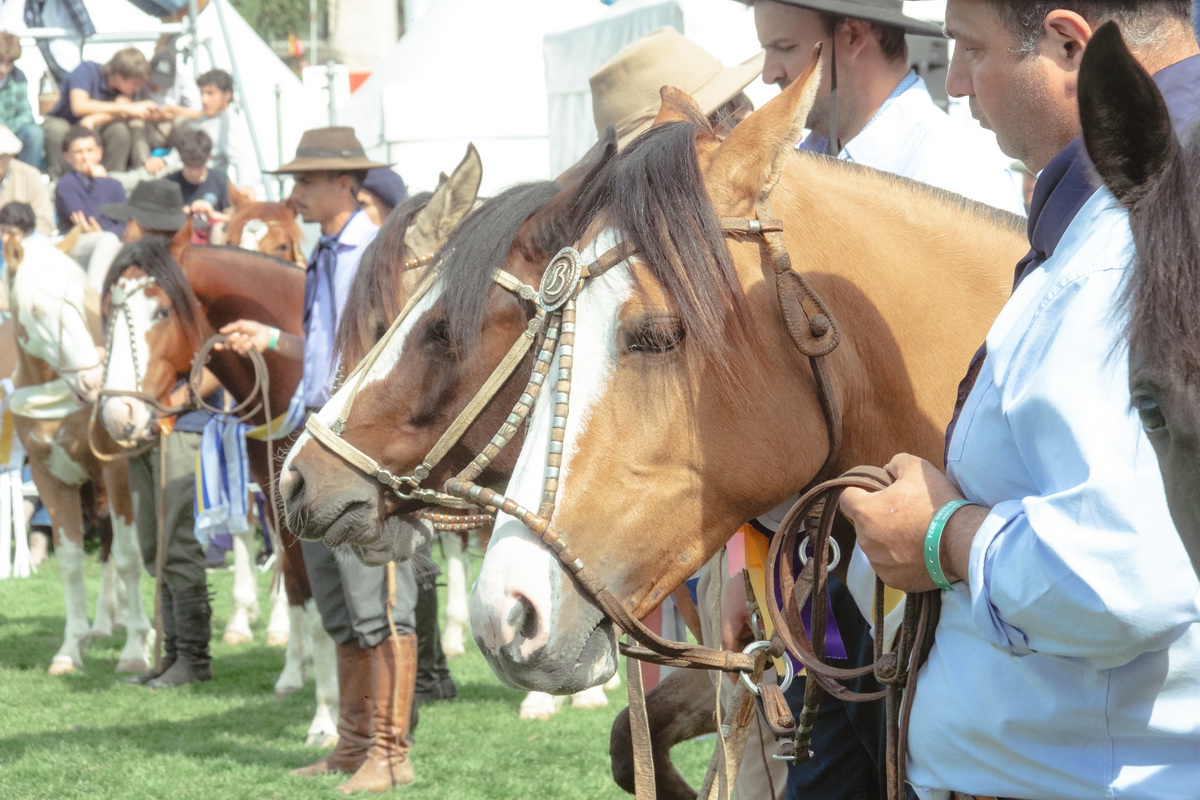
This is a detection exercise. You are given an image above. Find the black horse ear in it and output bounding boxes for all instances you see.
[1079,21,1181,208]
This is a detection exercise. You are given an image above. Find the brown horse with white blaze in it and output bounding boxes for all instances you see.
[467,52,1029,694]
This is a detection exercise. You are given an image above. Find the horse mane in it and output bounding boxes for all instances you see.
[201,244,305,271]
[102,237,203,347]
[437,181,569,348]
[1121,123,1200,374]
[572,111,756,387]
[336,191,434,365]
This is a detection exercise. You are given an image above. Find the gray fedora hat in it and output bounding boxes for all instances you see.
[749,0,942,37]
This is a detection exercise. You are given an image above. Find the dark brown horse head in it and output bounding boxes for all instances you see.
[281,131,618,566]
[1080,21,1200,574]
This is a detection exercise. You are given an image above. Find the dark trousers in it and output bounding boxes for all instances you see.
[128,431,207,593]
[785,575,888,800]
[302,538,417,648]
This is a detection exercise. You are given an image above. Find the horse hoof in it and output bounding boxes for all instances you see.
[275,683,302,699]
[265,631,289,647]
[570,688,609,710]
[223,630,252,646]
[518,693,565,721]
[442,643,465,659]
[116,658,147,674]
[48,658,79,676]
[305,733,339,748]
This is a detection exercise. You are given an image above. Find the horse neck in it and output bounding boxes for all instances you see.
[181,247,306,416]
[764,155,1023,469]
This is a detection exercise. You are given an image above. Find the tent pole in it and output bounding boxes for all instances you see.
[188,0,200,80]
[212,0,277,201]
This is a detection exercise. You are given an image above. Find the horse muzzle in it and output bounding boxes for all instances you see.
[99,397,157,446]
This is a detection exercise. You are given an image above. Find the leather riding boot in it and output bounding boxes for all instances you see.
[414,577,456,704]
[148,585,213,688]
[336,634,417,794]
[126,584,176,685]
[291,640,374,777]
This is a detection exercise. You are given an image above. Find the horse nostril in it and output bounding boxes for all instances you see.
[510,593,539,643]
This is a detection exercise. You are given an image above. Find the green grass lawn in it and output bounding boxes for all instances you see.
[0,545,712,799]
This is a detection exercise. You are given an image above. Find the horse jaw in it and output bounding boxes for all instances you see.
[470,232,630,694]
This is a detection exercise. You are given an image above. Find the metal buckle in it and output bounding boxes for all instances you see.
[739,640,795,695]
[798,535,841,573]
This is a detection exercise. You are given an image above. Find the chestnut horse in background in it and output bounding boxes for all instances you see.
[94,224,335,746]
[1079,23,1200,578]
[223,185,307,269]
[467,56,1027,697]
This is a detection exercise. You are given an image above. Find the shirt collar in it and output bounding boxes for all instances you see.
[840,70,921,164]
[327,208,376,250]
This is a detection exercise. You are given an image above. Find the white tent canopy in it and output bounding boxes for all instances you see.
[1,0,305,190]
[333,0,662,195]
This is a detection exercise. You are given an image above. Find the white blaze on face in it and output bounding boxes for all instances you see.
[281,279,445,475]
[11,238,103,396]
[99,277,160,443]
[235,219,268,251]
[471,230,633,661]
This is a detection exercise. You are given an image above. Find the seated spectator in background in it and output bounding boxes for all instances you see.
[165,129,229,243]
[0,33,43,168]
[55,126,124,288]
[0,126,54,235]
[193,69,260,196]
[358,167,408,226]
[133,42,201,179]
[44,48,157,179]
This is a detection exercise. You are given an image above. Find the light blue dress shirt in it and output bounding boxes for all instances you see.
[301,209,378,408]
[909,190,1200,799]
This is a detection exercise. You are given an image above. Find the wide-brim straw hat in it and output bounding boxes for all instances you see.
[748,0,942,37]
[268,126,391,173]
[591,27,764,149]
[98,179,188,232]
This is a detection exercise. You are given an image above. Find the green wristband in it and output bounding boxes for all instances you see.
[924,500,973,591]
[267,327,280,351]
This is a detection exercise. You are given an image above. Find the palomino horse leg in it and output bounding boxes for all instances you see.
[440,531,469,658]
[275,601,308,697]
[29,461,90,675]
[305,598,339,748]
[223,523,259,645]
[89,553,119,638]
[103,460,150,674]
[265,580,290,647]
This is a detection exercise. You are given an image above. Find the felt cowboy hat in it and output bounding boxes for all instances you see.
[744,0,942,37]
[591,27,764,149]
[99,179,188,232]
[268,126,391,173]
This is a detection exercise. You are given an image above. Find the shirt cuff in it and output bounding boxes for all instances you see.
[967,499,1035,655]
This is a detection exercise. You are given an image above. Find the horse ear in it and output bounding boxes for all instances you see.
[3,236,23,275]
[554,124,617,186]
[169,217,194,260]
[228,181,254,211]
[123,218,144,243]
[653,86,703,129]
[1079,21,1180,209]
[405,143,483,255]
[708,43,822,200]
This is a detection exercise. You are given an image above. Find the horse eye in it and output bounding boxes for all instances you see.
[152,306,171,322]
[625,317,685,354]
[425,319,450,347]
[1132,391,1166,434]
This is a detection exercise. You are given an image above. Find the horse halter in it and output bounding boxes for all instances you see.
[303,257,544,521]
[442,195,845,674]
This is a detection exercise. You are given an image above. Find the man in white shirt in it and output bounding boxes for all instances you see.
[840,2,1200,798]
[749,0,1023,212]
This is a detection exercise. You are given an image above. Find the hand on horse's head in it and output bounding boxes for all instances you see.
[839,453,987,593]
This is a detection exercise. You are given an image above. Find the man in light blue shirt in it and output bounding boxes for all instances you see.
[218,127,421,792]
[841,2,1200,798]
